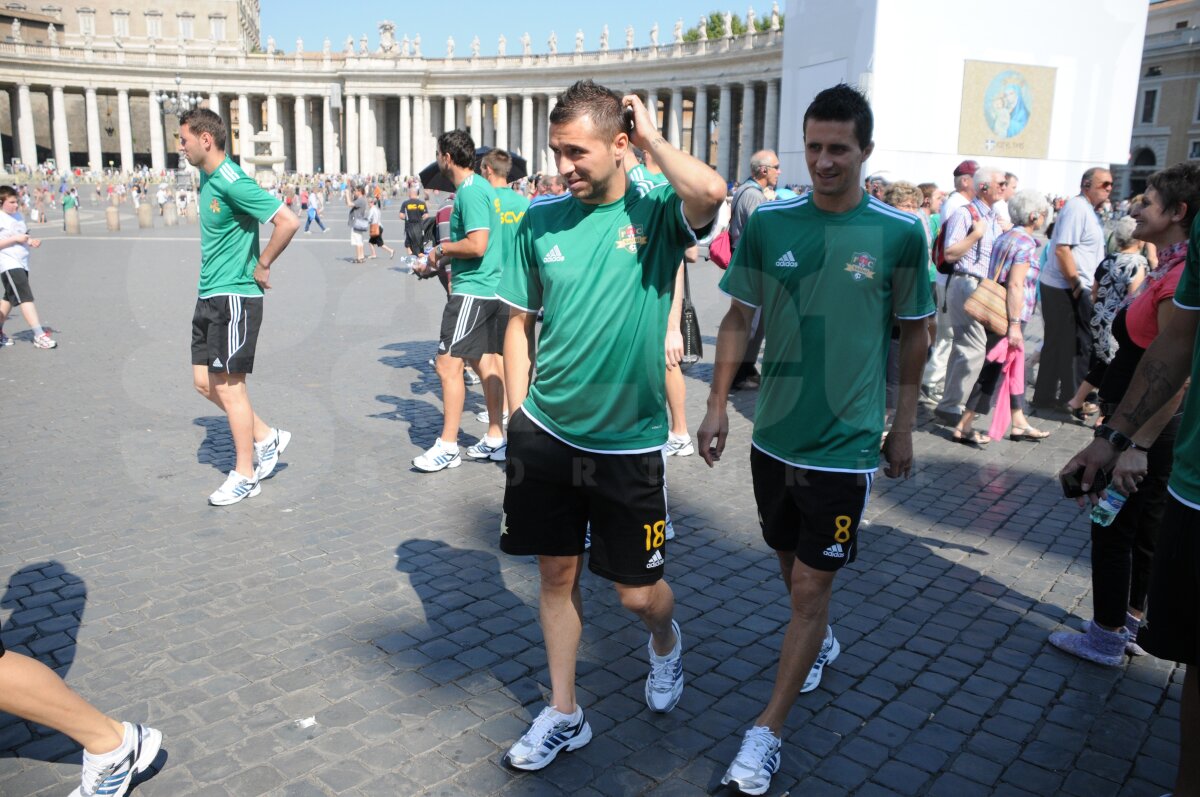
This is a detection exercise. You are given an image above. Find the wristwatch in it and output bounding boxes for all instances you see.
[1094,423,1145,452]
[436,243,444,257]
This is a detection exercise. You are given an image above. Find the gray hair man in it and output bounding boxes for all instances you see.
[1032,166,1113,409]
[934,164,1007,424]
[728,149,781,389]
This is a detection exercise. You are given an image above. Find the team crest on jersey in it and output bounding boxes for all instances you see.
[210,198,222,214]
[615,224,648,253]
[845,251,876,281]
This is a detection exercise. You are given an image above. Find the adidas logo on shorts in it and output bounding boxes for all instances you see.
[646,549,664,569]
[776,250,798,268]
[822,543,846,559]
[543,245,565,263]
[212,357,223,368]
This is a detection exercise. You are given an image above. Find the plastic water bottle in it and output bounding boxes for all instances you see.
[1091,490,1128,527]
[397,254,419,273]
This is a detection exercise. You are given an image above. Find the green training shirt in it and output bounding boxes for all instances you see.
[498,181,697,452]
[449,174,502,298]
[494,186,530,264]
[1168,223,1200,509]
[197,157,283,298]
[720,192,935,472]
[628,164,668,197]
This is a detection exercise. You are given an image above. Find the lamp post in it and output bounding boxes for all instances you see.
[155,74,199,116]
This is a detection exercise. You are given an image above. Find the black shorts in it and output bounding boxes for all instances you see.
[1140,496,1200,664]
[191,295,263,374]
[1,268,33,306]
[369,226,385,246]
[501,409,669,586]
[491,302,510,350]
[405,223,424,252]
[751,446,872,572]
[438,295,500,359]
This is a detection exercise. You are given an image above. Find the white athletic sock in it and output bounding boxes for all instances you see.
[32,325,44,337]
[483,435,504,447]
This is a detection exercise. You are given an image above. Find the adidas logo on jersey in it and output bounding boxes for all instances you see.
[822,543,845,559]
[646,549,664,568]
[543,245,565,263]
[775,250,798,268]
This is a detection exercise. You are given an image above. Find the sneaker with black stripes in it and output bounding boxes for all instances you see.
[502,705,592,771]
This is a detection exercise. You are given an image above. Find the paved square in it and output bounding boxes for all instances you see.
[0,203,1183,795]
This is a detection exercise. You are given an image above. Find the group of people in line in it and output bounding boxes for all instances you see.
[1,78,1198,797]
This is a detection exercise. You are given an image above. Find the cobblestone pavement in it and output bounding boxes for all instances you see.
[0,205,1184,795]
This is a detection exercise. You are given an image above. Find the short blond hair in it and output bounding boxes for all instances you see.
[883,181,923,210]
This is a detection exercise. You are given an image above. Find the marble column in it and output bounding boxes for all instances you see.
[322,93,334,173]
[399,94,412,178]
[496,95,509,152]
[739,82,757,182]
[693,87,709,165]
[267,93,283,173]
[147,89,166,173]
[359,94,373,174]
[238,93,253,172]
[763,79,780,153]
[520,92,533,160]
[716,83,732,180]
[85,89,103,173]
[294,94,312,174]
[668,87,683,148]
[646,89,659,133]
[422,96,433,165]
[16,84,36,168]
[117,89,134,173]
[456,97,466,131]
[345,93,359,174]
[414,95,428,168]
[535,95,548,173]
[51,86,70,173]
[544,93,558,174]
[469,94,482,145]
[482,98,494,148]
[443,95,455,134]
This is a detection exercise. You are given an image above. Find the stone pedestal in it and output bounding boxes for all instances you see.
[63,207,80,234]
[164,203,178,226]
[185,203,198,223]
[106,205,120,231]
[137,203,153,228]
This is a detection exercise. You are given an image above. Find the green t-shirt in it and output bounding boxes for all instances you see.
[198,157,283,298]
[449,174,503,298]
[494,186,530,265]
[498,182,696,452]
[720,192,936,472]
[628,164,668,197]
[62,194,78,211]
[1168,224,1200,509]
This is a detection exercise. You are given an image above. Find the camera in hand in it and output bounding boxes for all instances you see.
[1060,465,1111,499]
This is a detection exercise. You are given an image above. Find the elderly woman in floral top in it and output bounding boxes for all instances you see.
[952,190,1054,445]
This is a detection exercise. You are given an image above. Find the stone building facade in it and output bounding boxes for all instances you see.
[0,11,784,184]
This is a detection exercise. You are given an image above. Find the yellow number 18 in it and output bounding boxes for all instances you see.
[644,520,666,551]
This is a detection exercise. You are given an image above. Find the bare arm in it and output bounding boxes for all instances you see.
[430,229,488,265]
[1055,244,1082,295]
[665,263,685,368]
[503,310,537,413]
[1005,262,1029,350]
[254,206,301,289]
[622,94,726,231]
[881,318,929,478]
[943,219,984,262]
[696,300,756,466]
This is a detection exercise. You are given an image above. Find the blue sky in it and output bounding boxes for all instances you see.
[260,1,733,56]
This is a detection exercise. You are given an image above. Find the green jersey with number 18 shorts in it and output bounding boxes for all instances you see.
[439,174,504,358]
[497,181,700,585]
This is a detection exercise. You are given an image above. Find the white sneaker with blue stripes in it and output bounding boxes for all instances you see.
[801,625,840,693]
[208,471,261,506]
[722,725,782,796]
[412,439,461,472]
[646,619,684,712]
[502,705,592,771]
[70,722,162,797]
[254,428,291,481]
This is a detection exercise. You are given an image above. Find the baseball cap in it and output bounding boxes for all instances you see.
[953,160,980,177]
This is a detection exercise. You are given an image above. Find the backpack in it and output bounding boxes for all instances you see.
[932,203,982,275]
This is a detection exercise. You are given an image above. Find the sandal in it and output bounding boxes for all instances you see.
[1010,425,1050,441]
[952,429,991,447]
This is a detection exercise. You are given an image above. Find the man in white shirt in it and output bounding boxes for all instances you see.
[923,160,978,401]
[1032,168,1111,409]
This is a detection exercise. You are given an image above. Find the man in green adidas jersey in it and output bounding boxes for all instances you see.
[178,108,299,506]
[414,129,507,472]
[697,84,934,795]
[496,80,726,772]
